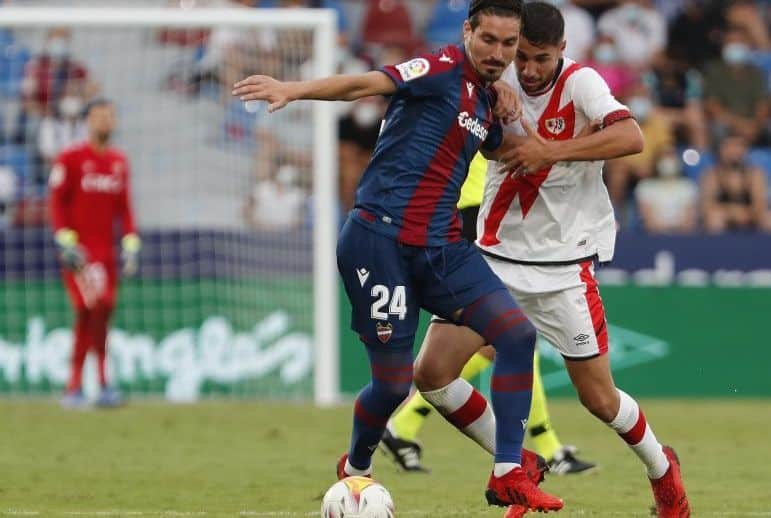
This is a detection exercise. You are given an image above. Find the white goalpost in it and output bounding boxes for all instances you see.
[0,6,340,406]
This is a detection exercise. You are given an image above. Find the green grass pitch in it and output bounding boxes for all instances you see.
[2,399,770,517]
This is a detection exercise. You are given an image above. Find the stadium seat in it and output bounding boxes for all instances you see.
[747,148,771,203]
[0,144,35,182]
[321,0,351,35]
[749,51,771,92]
[0,33,31,98]
[680,148,715,182]
[423,0,468,49]
[748,148,771,175]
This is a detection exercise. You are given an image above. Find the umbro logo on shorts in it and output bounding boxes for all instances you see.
[574,333,590,346]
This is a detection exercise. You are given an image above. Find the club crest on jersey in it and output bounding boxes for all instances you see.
[395,58,430,82]
[545,117,566,135]
[376,321,393,343]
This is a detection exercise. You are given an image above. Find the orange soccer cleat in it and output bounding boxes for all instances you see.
[486,449,563,513]
[650,446,690,518]
[502,449,553,517]
[336,453,372,481]
[503,503,528,518]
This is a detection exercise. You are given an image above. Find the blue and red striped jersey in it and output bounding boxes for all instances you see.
[352,44,503,247]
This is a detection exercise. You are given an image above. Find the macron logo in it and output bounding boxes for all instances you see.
[356,268,370,287]
[439,53,453,64]
[457,111,488,141]
[466,81,475,97]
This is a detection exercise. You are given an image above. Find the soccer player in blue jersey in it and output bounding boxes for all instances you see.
[233,1,563,512]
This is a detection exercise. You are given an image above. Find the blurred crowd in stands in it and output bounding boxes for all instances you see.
[1,0,770,235]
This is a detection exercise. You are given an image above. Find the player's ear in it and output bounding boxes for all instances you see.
[462,19,473,43]
[559,40,566,56]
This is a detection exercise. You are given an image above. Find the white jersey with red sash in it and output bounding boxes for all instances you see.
[477,59,630,266]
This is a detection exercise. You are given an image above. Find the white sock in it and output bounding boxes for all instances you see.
[343,458,372,477]
[421,378,496,455]
[493,462,520,477]
[608,388,669,479]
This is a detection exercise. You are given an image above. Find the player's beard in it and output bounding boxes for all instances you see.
[519,65,559,95]
[480,66,504,83]
[465,41,506,84]
[93,131,111,146]
[477,57,507,83]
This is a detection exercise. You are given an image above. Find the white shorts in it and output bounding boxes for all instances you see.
[484,256,609,359]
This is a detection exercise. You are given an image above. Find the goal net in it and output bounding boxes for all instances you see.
[0,5,339,404]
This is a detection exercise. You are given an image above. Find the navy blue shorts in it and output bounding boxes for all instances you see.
[337,215,506,348]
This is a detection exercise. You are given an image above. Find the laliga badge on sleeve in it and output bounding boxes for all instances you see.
[395,58,430,82]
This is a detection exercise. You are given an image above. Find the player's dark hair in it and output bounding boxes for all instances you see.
[83,97,113,116]
[468,0,523,29]
[521,1,564,47]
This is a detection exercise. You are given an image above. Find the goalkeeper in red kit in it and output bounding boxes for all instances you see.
[49,99,140,409]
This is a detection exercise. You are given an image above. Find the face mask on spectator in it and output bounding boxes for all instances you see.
[275,165,299,188]
[352,102,381,127]
[59,96,82,118]
[46,37,69,60]
[593,43,618,65]
[656,157,680,179]
[627,96,653,122]
[722,43,750,65]
[624,4,643,20]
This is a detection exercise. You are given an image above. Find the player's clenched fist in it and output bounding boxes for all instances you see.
[491,80,522,125]
[232,75,294,113]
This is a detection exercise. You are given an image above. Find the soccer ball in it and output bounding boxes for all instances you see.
[321,476,395,518]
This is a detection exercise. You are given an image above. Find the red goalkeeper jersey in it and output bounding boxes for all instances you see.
[49,141,136,263]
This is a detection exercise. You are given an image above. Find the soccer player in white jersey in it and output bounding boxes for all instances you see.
[410,3,690,517]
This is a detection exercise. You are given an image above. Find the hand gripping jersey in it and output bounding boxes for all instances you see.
[353,44,503,247]
[477,58,631,264]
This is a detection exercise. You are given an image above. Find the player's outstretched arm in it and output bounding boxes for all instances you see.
[232,71,397,112]
[498,118,643,174]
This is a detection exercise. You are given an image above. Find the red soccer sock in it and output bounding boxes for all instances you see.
[67,308,92,392]
[90,305,113,387]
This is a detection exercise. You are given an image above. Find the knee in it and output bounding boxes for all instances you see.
[389,384,412,407]
[371,376,412,406]
[520,320,537,347]
[577,387,619,422]
[497,320,536,354]
[412,357,453,392]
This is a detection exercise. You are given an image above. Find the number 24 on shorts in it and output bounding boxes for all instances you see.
[370,285,407,321]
